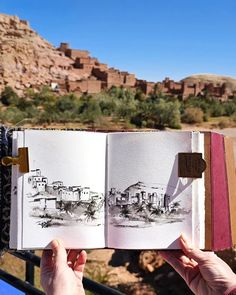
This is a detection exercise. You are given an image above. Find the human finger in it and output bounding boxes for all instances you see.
[67,250,81,268]
[41,249,53,270]
[51,239,67,267]
[74,250,87,273]
[159,250,192,278]
[180,234,215,264]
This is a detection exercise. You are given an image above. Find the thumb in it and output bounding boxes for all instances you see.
[51,240,67,267]
[180,234,215,264]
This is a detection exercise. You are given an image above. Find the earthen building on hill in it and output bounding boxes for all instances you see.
[56,43,136,95]
[56,43,234,101]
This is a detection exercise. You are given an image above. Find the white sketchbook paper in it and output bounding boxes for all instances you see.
[10,130,205,250]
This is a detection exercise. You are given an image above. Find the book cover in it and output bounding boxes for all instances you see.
[211,133,232,250]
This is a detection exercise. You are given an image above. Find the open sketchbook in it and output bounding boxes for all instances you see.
[1,129,235,250]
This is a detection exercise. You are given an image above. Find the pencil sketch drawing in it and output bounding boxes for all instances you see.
[108,181,190,228]
[26,169,104,228]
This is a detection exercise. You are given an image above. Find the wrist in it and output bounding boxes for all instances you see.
[225,285,236,295]
[45,284,85,295]
[224,274,236,295]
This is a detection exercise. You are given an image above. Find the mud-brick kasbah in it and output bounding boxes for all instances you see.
[0,13,235,100]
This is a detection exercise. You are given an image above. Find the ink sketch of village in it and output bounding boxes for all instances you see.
[26,169,104,228]
[108,181,190,228]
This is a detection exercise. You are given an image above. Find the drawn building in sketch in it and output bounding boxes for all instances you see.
[109,181,170,211]
[28,169,48,193]
[27,169,102,211]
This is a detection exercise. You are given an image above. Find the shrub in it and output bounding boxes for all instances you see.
[134,89,146,101]
[33,87,57,107]
[36,110,60,124]
[131,99,181,129]
[230,112,236,123]
[116,99,137,120]
[1,86,19,106]
[210,102,225,117]
[224,101,236,116]
[218,118,232,129]
[98,95,117,116]
[181,107,204,124]
[79,96,102,124]
[16,97,34,111]
[56,94,78,112]
[181,96,211,116]
[0,107,26,124]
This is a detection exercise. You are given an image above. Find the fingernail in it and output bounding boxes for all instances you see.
[180,234,193,250]
[180,233,187,242]
[51,240,59,252]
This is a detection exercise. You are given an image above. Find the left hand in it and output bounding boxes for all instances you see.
[40,240,87,295]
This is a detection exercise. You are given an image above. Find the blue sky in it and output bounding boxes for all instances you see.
[1,0,236,82]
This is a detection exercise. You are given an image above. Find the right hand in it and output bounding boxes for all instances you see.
[159,235,236,295]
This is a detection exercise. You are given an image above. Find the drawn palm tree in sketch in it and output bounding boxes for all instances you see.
[170,201,181,213]
[83,200,100,222]
[120,205,131,218]
[151,207,163,217]
[63,202,81,215]
[146,203,154,212]
[84,208,96,221]
[135,202,146,214]
[37,219,52,228]
[133,202,154,223]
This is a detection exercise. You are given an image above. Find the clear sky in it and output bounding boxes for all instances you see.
[1,0,236,82]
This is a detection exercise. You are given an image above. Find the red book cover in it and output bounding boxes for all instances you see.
[211,133,232,250]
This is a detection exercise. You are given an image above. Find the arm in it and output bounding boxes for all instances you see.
[40,240,87,295]
[159,235,236,295]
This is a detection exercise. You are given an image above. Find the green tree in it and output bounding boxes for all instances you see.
[98,92,117,116]
[79,96,102,124]
[33,87,57,107]
[132,98,181,129]
[56,94,78,112]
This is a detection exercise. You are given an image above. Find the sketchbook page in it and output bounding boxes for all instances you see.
[9,131,24,249]
[20,130,107,249]
[107,131,205,249]
[191,132,205,249]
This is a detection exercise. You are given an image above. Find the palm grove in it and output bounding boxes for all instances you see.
[1,85,236,129]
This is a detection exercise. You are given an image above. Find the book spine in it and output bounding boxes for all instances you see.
[0,126,13,252]
[203,132,212,250]
[0,126,2,253]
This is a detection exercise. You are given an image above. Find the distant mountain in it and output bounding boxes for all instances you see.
[182,74,236,91]
[124,181,165,192]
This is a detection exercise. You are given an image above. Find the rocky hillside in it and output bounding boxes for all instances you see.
[0,13,90,94]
